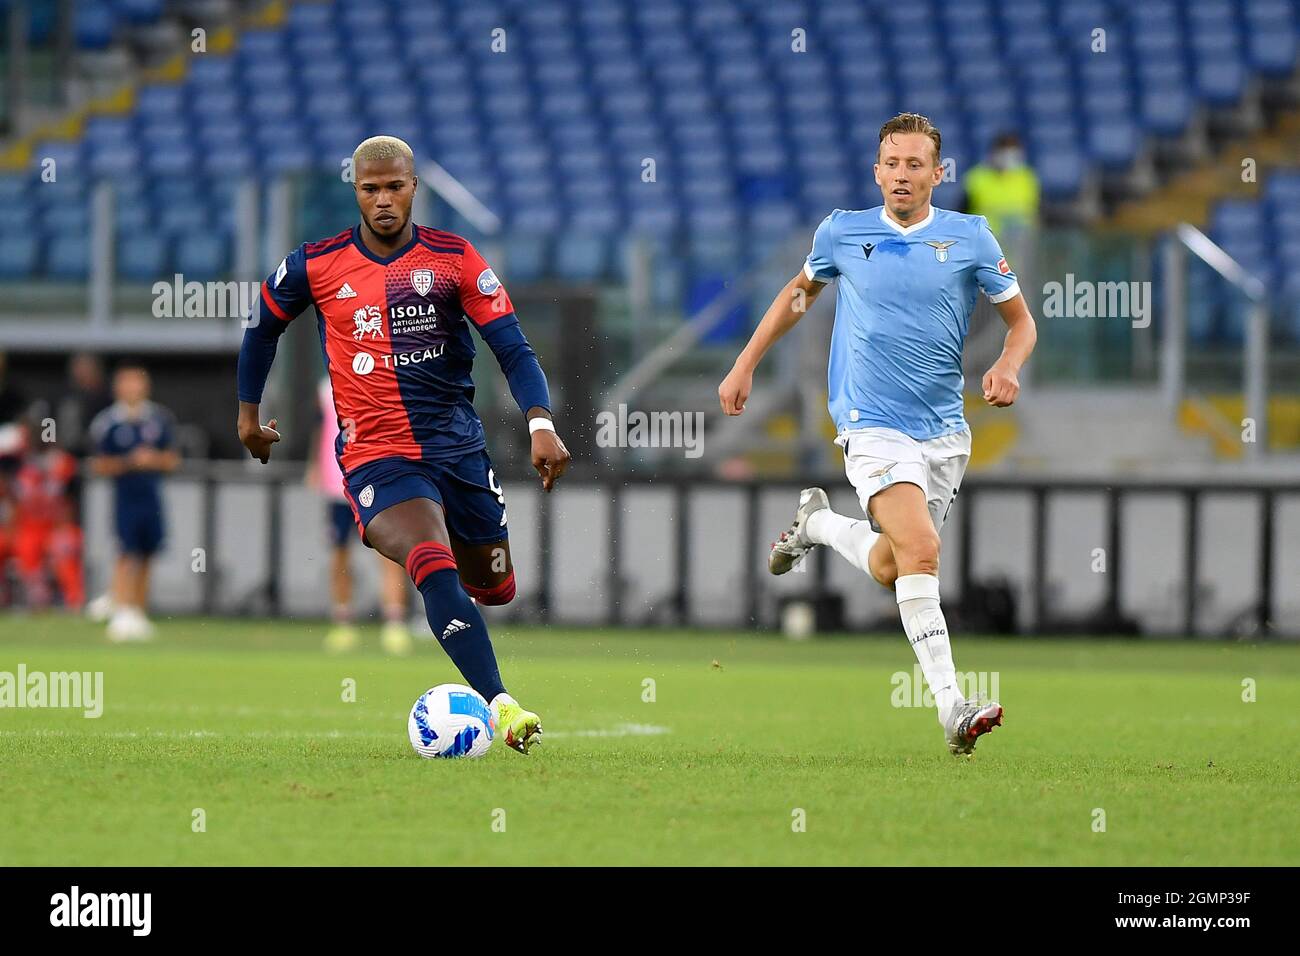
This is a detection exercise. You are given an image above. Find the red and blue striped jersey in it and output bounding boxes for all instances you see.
[242,224,546,475]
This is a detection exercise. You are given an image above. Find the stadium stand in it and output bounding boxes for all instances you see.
[1,0,1298,336]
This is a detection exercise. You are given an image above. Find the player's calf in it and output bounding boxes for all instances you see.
[404,541,507,700]
[867,534,898,589]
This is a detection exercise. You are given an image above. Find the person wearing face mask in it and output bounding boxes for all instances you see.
[960,133,1041,240]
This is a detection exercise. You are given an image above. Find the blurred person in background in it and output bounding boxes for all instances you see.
[58,352,114,459]
[6,405,83,611]
[960,132,1040,243]
[86,364,179,642]
[0,351,29,426]
[0,351,31,479]
[309,376,415,656]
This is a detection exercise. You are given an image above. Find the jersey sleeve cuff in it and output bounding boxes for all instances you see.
[803,261,831,284]
[986,280,1021,304]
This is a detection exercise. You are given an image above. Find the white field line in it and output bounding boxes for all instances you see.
[0,723,672,741]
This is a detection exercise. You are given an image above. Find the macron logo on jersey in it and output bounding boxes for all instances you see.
[336,282,358,299]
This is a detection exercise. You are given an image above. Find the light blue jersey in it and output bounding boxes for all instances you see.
[804,205,1020,441]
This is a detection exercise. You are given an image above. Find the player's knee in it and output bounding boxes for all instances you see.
[463,571,516,606]
[893,530,941,576]
[870,563,899,590]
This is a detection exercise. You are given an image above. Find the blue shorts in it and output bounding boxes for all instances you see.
[116,503,164,557]
[328,500,354,548]
[343,451,508,548]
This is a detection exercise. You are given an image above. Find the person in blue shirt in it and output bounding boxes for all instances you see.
[719,113,1038,756]
[88,365,179,642]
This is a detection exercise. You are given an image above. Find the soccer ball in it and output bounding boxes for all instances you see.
[407,683,496,759]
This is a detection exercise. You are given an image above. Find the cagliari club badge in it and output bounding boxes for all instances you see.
[410,268,434,297]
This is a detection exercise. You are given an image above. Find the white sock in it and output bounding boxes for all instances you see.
[805,508,878,575]
[895,574,964,725]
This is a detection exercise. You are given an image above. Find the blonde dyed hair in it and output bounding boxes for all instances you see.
[352,135,415,172]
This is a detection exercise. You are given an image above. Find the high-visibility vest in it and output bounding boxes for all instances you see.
[964,164,1040,236]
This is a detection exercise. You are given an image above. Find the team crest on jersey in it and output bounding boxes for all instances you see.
[410,268,434,297]
[924,240,957,263]
[477,268,501,295]
[352,305,383,339]
[358,484,375,508]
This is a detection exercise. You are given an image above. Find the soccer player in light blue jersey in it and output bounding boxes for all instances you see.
[719,113,1038,754]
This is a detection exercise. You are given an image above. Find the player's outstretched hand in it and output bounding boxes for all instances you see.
[239,416,281,464]
[718,365,752,416]
[532,429,570,492]
[982,362,1020,407]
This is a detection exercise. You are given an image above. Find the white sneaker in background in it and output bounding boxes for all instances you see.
[86,593,115,623]
[107,607,153,643]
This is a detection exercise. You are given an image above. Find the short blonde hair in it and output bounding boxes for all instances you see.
[877,113,942,165]
[352,135,415,171]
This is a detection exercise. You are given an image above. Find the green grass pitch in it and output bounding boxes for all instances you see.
[1,615,1297,866]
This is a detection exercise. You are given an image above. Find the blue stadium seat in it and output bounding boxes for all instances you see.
[1087,120,1140,169]
[118,236,168,282]
[554,235,609,282]
[74,1,115,49]
[117,0,164,27]
[18,0,1300,296]
[174,235,228,279]
[46,237,90,279]
[0,236,40,278]
[501,237,548,285]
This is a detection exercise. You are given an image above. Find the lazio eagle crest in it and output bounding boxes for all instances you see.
[924,240,957,263]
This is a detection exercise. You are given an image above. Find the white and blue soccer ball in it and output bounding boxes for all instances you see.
[407,683,496,759]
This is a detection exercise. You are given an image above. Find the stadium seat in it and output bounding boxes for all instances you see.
[7,0,1300,301]
[0,236,40,278]
[46,237,91,279]
[174,235,229,279]
[117,236,169,282]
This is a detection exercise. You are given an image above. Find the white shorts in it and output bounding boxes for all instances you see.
[836,426,972,534]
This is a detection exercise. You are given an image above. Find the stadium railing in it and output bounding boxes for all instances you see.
[81,461,1299,640]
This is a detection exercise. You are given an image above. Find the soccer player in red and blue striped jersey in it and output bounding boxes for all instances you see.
[237,136,568,753]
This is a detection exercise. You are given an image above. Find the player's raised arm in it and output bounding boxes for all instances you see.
[719,213,838,416]
[236,246,312,462]
[459,242,570,491]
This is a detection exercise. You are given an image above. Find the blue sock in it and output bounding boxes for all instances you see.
[406,541,506,701]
